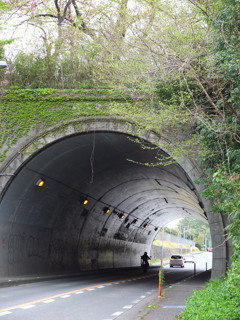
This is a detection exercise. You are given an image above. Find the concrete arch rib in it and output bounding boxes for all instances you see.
[0,118,228,278]
[96,181,205,216]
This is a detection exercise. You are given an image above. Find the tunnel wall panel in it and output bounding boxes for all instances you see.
[0,222,51,277]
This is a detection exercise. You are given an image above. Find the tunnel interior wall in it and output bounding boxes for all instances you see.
[0,221,151,277]
[0,120,229,279]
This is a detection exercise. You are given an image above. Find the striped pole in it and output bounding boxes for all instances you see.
[158,267,163,297]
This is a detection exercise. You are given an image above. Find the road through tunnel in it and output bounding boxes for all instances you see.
[0,123,229,279]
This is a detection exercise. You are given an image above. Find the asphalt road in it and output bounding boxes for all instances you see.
[0,252,212,319]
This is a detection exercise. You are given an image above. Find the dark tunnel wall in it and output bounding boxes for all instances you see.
[0,131,206,277]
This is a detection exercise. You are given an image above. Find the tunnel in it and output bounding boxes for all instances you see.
[0,119,230,279]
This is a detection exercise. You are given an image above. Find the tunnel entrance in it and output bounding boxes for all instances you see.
[0,121,229,278]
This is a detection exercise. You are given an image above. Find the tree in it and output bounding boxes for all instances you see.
[0,0,12,58]
[177,218,211,249]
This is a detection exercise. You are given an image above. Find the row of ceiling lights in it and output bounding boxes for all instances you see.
[80,198,154,229]
[36,178,158,231]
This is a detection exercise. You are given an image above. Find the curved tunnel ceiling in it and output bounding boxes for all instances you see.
[0,131,207,276]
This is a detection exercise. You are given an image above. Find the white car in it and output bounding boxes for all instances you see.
[184,255,195,263]
[170,255,185,268]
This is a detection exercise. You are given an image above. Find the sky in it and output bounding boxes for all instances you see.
[165,218,181,228]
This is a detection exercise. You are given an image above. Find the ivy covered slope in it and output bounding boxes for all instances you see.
[0,87,136,162]
[0,87,196,164]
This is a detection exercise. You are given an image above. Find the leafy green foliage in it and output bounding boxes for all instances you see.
[176,218,211,250]
[0,1,8,10]
[0,87,198,165]
[179,258,240,320]
[0,88,135,162]
[179,1,240,318]
[0,0,12,59]
[200,168,240,252]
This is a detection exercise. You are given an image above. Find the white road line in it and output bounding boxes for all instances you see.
[112,311,123,316]
[123,305,133,309]
[43,299,55,303]
[61,295,71,298]
[97,286,105,288]
[20,305,35,309]
[87,288,95,291]
[132,300,140,303]
[0,311,11,316]
[75,291,84,294]
[140,295,146,298]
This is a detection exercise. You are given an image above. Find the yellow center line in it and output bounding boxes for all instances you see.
[0,273,157,313]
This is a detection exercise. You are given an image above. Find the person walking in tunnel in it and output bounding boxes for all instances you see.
[141,252,151,273]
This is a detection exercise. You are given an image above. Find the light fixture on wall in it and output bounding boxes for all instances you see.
[132,218,138,224]
[118,213,125,219]
[143,223,148,228]
[103,207,111,214]
[154,227,158,231]
[81,198,89,205]
[36,179,45,187]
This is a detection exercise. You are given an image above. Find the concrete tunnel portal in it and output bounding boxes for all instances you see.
[0,120,229,279]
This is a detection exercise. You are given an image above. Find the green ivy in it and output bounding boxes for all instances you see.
[179,258,240,320]
[0,87,198,163]
[0,88,136,162]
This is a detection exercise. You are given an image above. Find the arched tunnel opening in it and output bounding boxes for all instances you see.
[0,131,209,278]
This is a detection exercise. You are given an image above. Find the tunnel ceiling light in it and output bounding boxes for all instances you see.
[36,179,45,187]
[81,198,89,205]
[154,227,158,231]
[132,218,138,224]
[103,207,111,214]
[143,223,148,228]
[118,213,125,219]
